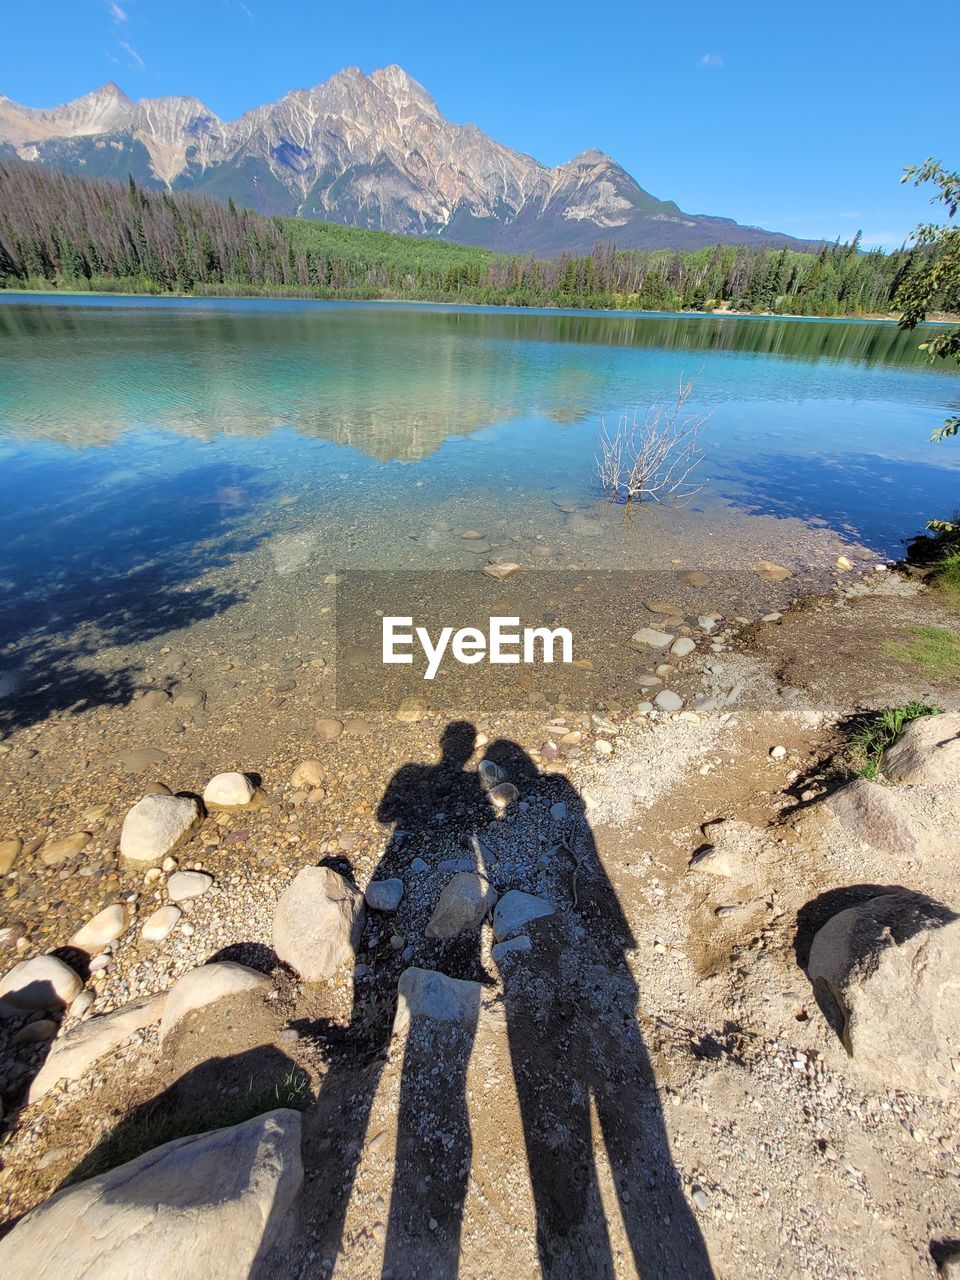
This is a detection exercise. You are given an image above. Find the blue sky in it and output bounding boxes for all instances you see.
[6,0,957,249]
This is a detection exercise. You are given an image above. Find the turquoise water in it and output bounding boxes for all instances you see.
[0,296,958,662]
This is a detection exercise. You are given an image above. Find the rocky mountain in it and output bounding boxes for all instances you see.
[0,67,815,254]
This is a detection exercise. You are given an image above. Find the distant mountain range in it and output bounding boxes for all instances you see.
[0,66,819,255]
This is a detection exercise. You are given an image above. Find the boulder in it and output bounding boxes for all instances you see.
[492,891,554,942]
[825,778,954,862]
[160,962,272,1044]
[0,1110,303,1279]
[808,890,960,1096]
[0,956,82,1014]
[425,872,498,939]
[394,966,482,1030]
[69,904,128,953]
[202,772,257,809]
[119,794,202,867]
[881,712,960,787]
[29,995,164,1103]
[273,867,365,982]
[365,879,404,912]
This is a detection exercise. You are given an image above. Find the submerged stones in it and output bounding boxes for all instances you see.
[273,866,365,982]
[119,794,202,867]
[482,561,521,582]
[40,831,91,866]
[166,870,213,902]
[754,560,792,582]
[69,904,128,953]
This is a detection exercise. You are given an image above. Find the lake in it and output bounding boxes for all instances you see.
[0,296,957,726]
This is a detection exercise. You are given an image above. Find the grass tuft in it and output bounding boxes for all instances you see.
[933,551,960,606]
[67,1067,310,1184]
[849,702,943,780]
[887,626,960,676]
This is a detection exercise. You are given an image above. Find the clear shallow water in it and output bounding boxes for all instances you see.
[0,296,958,671]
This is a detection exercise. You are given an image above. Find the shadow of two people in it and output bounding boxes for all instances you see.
[323,719,714,1279]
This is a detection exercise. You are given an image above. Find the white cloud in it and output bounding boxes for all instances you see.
[117,38,144,68]
[698,53,724,68]
[109,2,127,20]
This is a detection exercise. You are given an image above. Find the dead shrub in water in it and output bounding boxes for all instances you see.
[595,377,708,505]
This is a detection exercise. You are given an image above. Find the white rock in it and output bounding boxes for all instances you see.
[202,772,256,808]
[492,890,554,942]
[0,1110,303,1279]
[426,873,498,939]
[167,870,213,902]
[290,759,324,788]
[671,636,696,658]
[655,690,684,712]
[808,891,960,1097]
[835,555,854,570]
[880,711,960,787]
[697,616,718,633]
[478,759,507,791]
[488,782,519,809]
[142,905,182,942]
[29,996,164,1103]
[630,628,674,650]
[394,966,482,1029]
[273,867,365,982]
[0,955,82,1013]
[491,935,533,963]
[160,962,272,1043]
[69,904,128,953]
[365,879,404,912]
[119,794,202,866]
[770,745,787,760]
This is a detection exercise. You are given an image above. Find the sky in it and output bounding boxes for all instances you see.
[4,0,958,250]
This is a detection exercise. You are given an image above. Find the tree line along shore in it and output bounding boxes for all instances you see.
[1,161,951,318]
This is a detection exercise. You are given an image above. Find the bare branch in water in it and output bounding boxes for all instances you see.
[595,377,708,505]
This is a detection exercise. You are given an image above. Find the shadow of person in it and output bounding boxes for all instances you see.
[481,738,714,1279]
[308,721,492,1274]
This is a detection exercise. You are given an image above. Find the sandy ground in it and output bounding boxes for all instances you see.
[0,568,959,1278]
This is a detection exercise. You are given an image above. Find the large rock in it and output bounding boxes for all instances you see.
[0,1109,303,1279]
[160,962,272,1044]
[29,995,164,1103]
[808,890,960,1096]
[824,778,955,862]
[119,794,202,867]
[394,966,482,1030]
[881,711,960,786]
[425,872,498,939]
[273,867,365,982]
[0,955,82,1014]
[492,891,554,942]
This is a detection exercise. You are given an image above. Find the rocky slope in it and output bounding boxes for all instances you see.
[0,67,816,254]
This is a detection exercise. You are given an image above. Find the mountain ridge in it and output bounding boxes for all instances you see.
[0,66,820,255]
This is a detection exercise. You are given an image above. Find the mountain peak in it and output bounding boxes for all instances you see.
[0,66,820,255]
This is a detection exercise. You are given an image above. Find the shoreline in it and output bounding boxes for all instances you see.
[1,285,957,326]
